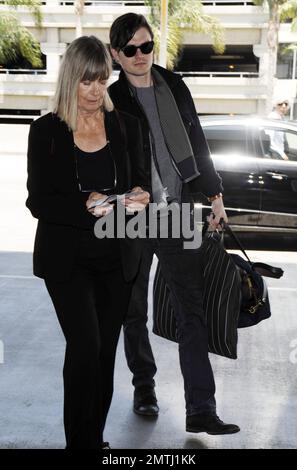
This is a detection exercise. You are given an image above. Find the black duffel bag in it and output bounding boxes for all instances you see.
[152,222,283,360]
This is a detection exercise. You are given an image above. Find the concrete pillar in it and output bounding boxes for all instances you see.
[253,44,269,87]
[41,29,66,79]
[40,28,66,112]
[159,0,168,68]
[253,28,277,116]
[253,43,269,116]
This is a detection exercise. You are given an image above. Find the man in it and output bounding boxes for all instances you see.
[108,13,240,435]
[267,97,290,160]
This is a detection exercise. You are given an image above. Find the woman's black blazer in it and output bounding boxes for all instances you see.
[26,110,149,282]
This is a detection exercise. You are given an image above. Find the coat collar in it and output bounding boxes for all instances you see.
[104,110,128,192]
[118,63,182,93]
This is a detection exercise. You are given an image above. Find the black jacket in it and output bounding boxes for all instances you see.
[26,110,148,282]
[109,64,223,201]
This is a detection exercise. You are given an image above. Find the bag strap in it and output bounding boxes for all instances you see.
[220,220,253,265]
[204,216,284,278]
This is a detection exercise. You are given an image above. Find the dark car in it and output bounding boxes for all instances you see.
[198,115,297,250]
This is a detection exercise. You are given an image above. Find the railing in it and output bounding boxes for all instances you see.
[177,71,259,78]
[0,69,47,75]
[0,114,39,121]
[0,0,258,6]
[0,0,145,4]
[58,1,146,6]
[0,69,259,78]
[201,1,255,5]
[55,0,255,5]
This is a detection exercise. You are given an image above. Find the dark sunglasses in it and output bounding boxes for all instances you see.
[277,102,289,106]
[121,40,154,58]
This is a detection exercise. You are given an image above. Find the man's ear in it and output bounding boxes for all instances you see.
[111,47,120,64]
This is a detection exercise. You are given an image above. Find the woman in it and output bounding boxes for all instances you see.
[26,35,149,449]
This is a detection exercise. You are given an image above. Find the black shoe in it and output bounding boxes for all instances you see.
[186,413,240,435]
[133,387,159,416]
[100,441,111,449]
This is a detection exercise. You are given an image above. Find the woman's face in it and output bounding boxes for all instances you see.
[77,77,108,113]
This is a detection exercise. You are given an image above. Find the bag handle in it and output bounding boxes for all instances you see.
[220,219,253,265]
[204,217,284,278]
[203,217,252,264]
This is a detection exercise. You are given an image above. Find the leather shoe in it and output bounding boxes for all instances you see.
[100,441,111,449]
[133,388,159,416]
[186,413,240,435]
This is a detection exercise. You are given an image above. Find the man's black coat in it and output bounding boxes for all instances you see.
[109,64,223,201]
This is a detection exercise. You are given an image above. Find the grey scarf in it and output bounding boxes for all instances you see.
[151,67,200,183]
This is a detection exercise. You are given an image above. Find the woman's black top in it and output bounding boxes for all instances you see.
[75,142,115,193]
[74,143,119,260]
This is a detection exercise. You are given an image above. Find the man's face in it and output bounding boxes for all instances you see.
[111,27,154,79]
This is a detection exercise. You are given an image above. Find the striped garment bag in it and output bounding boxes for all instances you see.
[152,232,242,359]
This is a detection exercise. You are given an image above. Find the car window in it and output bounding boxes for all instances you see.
[261,127,297,161]
[203,125,249,156]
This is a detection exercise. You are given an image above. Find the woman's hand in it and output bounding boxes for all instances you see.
[208,197,228,230]
[86,192,106,210]
[121,186,150,214]
[86,192,114,217]
[92,204,114,217]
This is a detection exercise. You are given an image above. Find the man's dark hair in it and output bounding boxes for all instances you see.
[110,13,154,50]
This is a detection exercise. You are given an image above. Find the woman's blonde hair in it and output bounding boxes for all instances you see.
[53,35,114,131]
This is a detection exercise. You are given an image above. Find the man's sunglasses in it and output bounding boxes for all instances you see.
[121,40,154,58]
[277,102,289,106]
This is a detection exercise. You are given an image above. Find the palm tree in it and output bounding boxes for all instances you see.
[254,0,297,113]
[146,0,225,70]
[5,0,42,27]
[74,0,84,38]
[279,0,297,30]
[0,0,43,67]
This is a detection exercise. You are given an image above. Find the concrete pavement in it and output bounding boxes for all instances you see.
[0,123,297,449]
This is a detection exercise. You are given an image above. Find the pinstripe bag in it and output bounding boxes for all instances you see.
[153,231,242,359]
[153,225,283,359]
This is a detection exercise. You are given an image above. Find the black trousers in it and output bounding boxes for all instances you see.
[123,241,156,390]
[45,236,132,449]
[124,235,216,416]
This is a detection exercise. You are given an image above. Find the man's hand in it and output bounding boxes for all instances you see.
[208,197,228,230]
